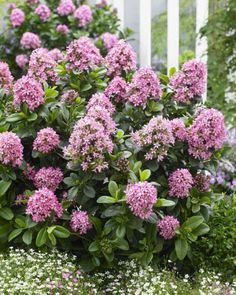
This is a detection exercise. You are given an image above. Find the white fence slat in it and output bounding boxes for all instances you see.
[112,0,125,29]
[167,0,179,73]
[196,0,209,100]
[139,0,151,67]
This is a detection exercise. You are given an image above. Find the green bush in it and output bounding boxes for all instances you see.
[192,196,236,281]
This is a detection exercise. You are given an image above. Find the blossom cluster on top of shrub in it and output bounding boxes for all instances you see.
[0,35,226,270]
[0,0,130,77]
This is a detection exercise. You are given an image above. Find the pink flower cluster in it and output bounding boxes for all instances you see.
[0,131,23,167]
[194,173,211,192]
[157,216,180,240]
[127,67,162,106]
[48,48,64,62]
[74,5,92,27]
[10,8,25,27]
[87,105,116,135]
[56,24,69,34]
[86,93,115,114]
[24,163,37,181]
[187,108,226,160]
[33,167,63,191]
[104,77,127,103]
[20,32,41,49]
[168,168,193,198]
[13,75,44,110]
[64,116,113,172]
[35,4,51,21]
[66,37,103,72]
[170,118,187,141]
[28,48,58,83]
[0,61,13,94]
[15,54,29,69]
[105,40,137,76]
[125,181,157,220]
[132,116,175,161]
[26,188,63,222]
[33,128,60,154]
[101,32,119,50]
[70,210,92,234]
[170,59,207,103]
[61,89,78,103]
[57,0,76,16]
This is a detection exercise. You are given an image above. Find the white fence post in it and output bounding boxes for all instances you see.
[112,0,125,29]
[196,0,209,100]
[139,0,151,67]
[167,0,179,73]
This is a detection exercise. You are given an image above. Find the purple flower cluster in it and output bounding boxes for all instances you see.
[105,40,137,76]
[33,128,60,154]
[28,48,58,83]
[194,173,211,192]
[26,188,63,222]
[0,131,23,167]
[15,54,29,69]
[125,181,157,220]
[33,167,63,191]
[211,162,236,191]
[170,59,207,103]
[168,168,193,198]
[24,163,37,181]
[86,93,115,114]
[48,48,64,62]
[66,37,103,72]
[64,116,113,172]
[35,4,51,21]
[187,108,226,160]
[104,77,127,103]
[101,32,118,50]
[74,5,92,27]
[20,32,41,49]
[87,105,116,135]
[57,0,75,16]
[0,61,13,94]
[70,210,92,234]
[127,67,162,106]
[13,75,44,110]
[61,89,78,103]
[10,8,25,27]
[56,24,69,34]
[132,116,175,161]
[157,216,180,240]
[170,118,187,141]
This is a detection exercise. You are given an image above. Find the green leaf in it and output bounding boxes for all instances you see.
[0,180,12,197]
[8,228,23,242]
[36,228,47,247]
[53,226,70,239]
[116,129,124,139]
[81,83,92,92]
[175,239,188,260]
[169,67,177,77]
[183,216,204,230]
[139,169,151,181]
[155,199,176,208]
[108,181,118,197]
[83,186,96,198]
[115,239,129,250]
[192,223,210,236]
[48,233,57,246]
[132,161,142,174]
[44,88,59,99]
[22,230,33,245]
[116,225,126,239]
[89,241,100,252]
[6,113,23,123]
[0,207,14,220]
[27,113,38,122]
[97,196,116,204]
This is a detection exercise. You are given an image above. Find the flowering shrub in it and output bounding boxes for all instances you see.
[0,38,226,270]
[0,0,131,77]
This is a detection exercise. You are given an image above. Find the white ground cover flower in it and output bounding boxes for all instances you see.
[0,249,235,295]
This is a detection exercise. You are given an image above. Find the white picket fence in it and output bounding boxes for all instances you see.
[96,0,209,72]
